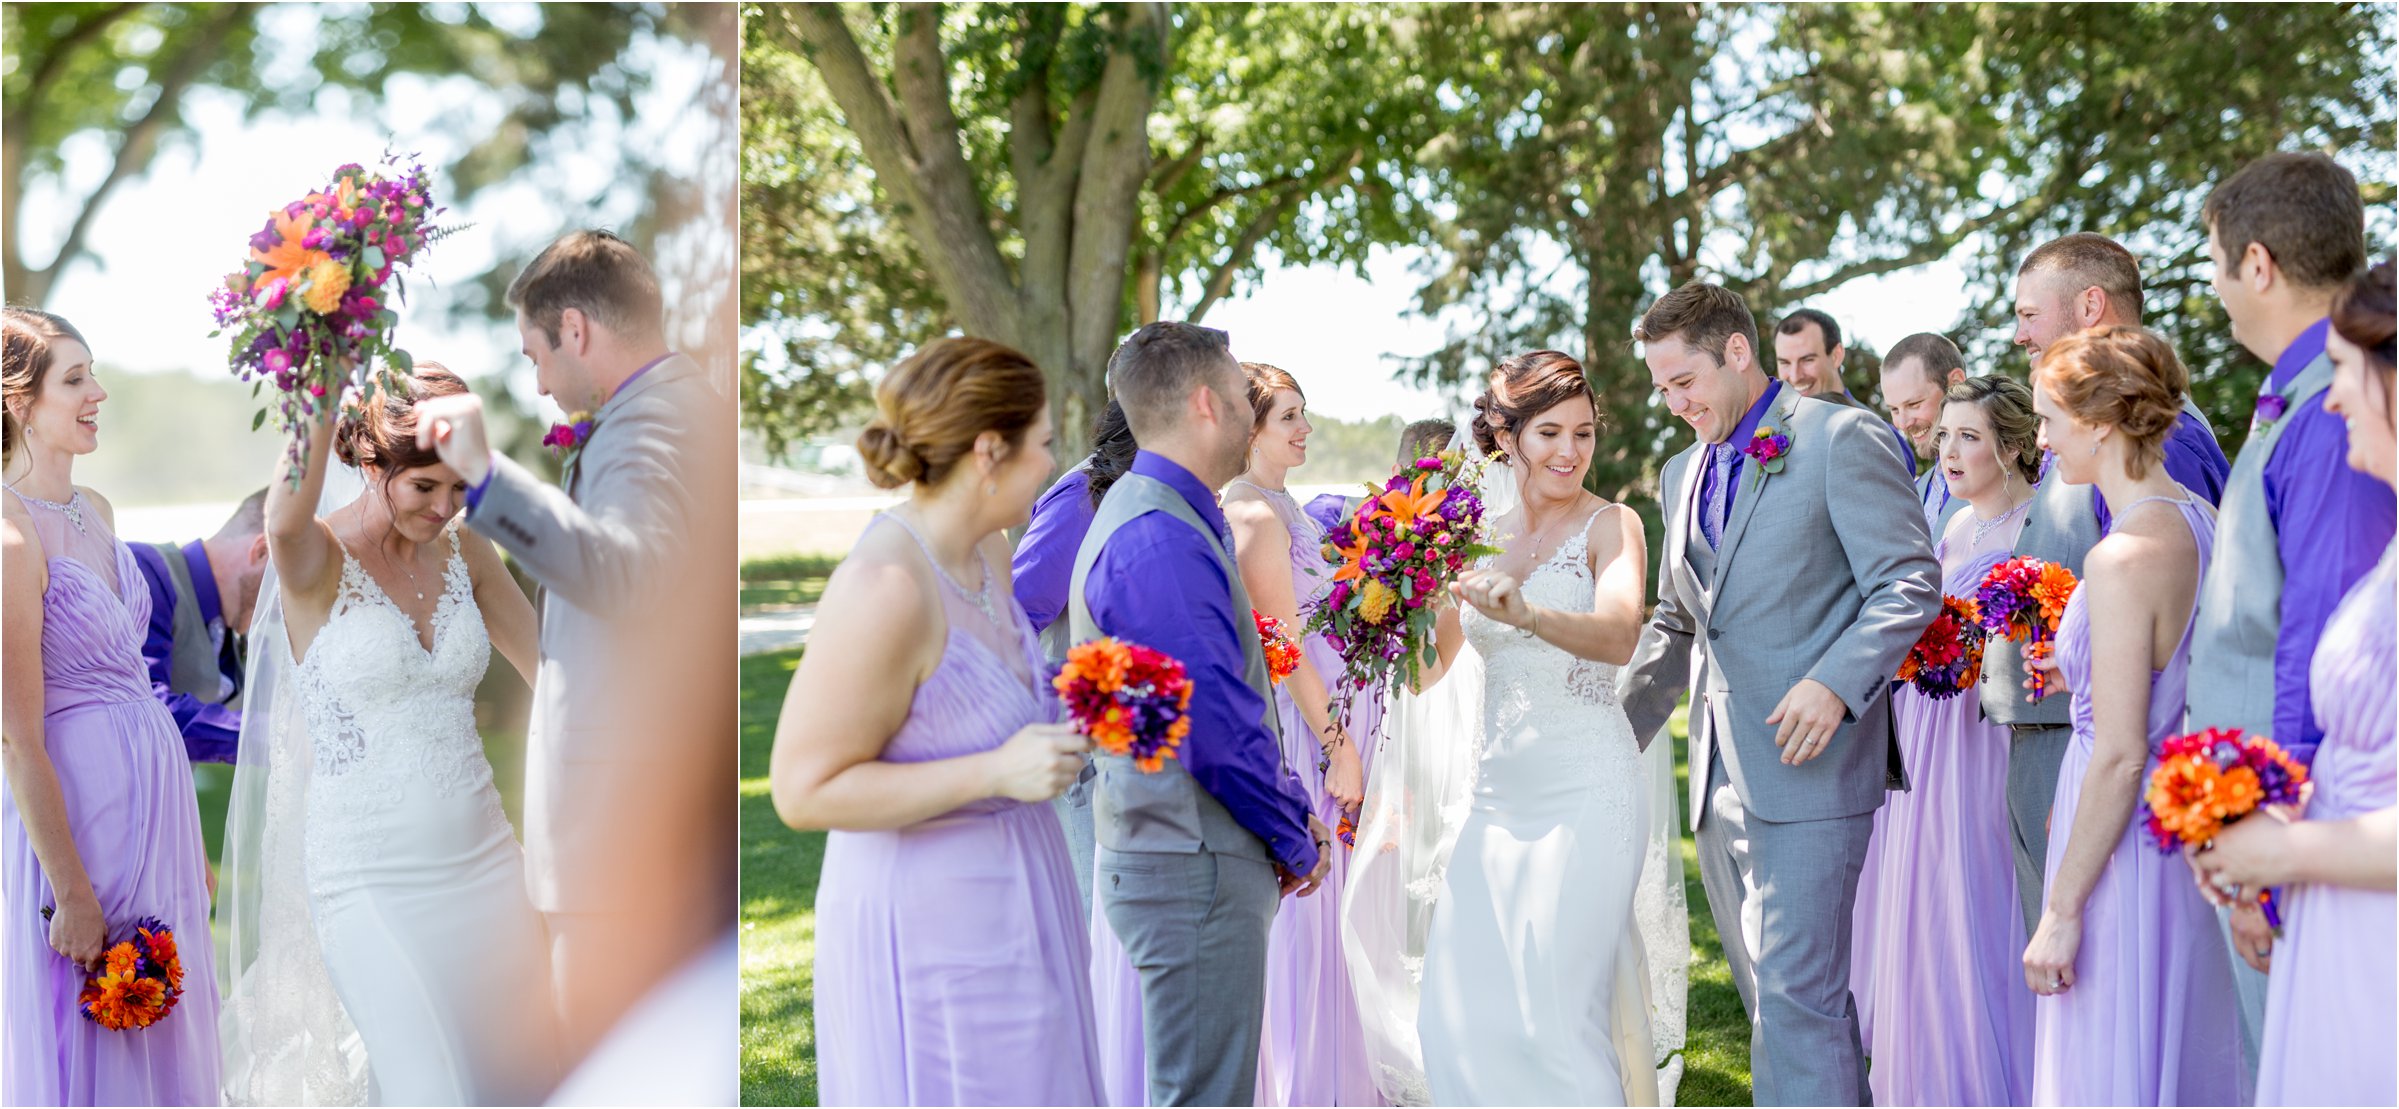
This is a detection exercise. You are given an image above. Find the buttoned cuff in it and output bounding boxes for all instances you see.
[464,452,498,514]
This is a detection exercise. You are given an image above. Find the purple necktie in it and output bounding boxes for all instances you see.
[1702,441,1739,551]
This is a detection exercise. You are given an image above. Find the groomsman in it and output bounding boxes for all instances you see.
[1773,307,1918,473]
[1877,333,1971,532]
[128,490,268,763]
[2189,151,2395,1088]
[1622,281,1939,1106]
[1985,231,2237,938]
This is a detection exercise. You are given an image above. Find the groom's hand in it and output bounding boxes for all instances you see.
[1766,677,1846,765]
[413,394,493,486]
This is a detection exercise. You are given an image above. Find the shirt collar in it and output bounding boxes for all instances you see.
[1131,450,1230,539]
[2271,318,2331,392]
[182,539,224,629]
[1724,380,1785,448]
[598,352,678,417]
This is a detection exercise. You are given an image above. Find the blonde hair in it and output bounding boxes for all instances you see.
[856,338,1048,489]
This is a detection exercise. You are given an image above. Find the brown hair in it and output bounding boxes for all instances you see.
[2,308,90,467]
[2203,153,2367,290]
[1471,350,1597,459]
[1883,332,1966,384]
[335,364,471,475]
[1108,322,1235,441]
[2330,259,2396,434]
[1397,418,1456,466]
[1634,281,1760,368]
[857,337,1047,490]
[2032,326,2188,480]
[1775,307,1842,352]
[2019,233,2146,324]
[1942,374,2044,488]
[506,229,666,348]
[1240,361,1306,435]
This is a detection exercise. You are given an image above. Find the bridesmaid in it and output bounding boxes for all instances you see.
[1,308,222,1105]
[2188,260,2397,1107]
[1222,362,1376,1105]
[768,337,1102,1106]
[2021,326,2242,1105]
[1863,375,2039,1105]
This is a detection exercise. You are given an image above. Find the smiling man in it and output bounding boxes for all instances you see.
[1878,333,1971,533]
[1776,308,1918,476]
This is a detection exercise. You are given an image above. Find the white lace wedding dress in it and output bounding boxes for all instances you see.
[1417,507,1661,1106]
[280,528,561,1104]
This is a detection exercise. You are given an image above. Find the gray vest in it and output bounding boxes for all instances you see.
[1978,473,2101,727]
[2188,354,2336,737]
[1068,471,1282,862]
[148,542,230,704]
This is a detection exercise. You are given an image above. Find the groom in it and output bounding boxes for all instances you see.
[416,229,734,1069]
[1070,321,1331,1106]
[1620,282,1939,1106]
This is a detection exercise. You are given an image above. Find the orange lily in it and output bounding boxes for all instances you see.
[1376,476,1445,527]
[1330,513,1376,582]
[308,176,360,217]
[249,209,330,289]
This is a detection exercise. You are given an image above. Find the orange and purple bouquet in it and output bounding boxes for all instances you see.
[1053,638,1194,773]
[1308,451,1503,724]
[209,154,456,476]
[67,916,185,1031]
[1974,556,2079,700]
[1255,610,1302,685]
[2140,727,2308,928]
[1898,594,1986,699]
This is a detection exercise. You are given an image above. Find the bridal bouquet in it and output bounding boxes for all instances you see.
[2139,727,2309,928]
[1974,556,2079,700]
[65,916,186,1030]
[1896,594,1986,700]
[1255,610,1302,685]
[1307,452,1503,724]
[1053,638,1194,773]
[209,154,454,475]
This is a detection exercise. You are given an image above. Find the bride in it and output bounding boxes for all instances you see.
[218,365,561,1105]
[1412,351,1665,1106]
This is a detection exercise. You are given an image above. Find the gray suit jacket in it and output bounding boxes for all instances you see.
[1621,386,1942,826]
[467,353,731,914]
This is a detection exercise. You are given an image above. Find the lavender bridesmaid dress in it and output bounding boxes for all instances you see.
[2,489,221,1105]
[2255,542,2396,1106]
[1864,535,2032,1105]
[811,514,1103,1106]
[1245,481,1378,1106]
[2031,495,2242,1106]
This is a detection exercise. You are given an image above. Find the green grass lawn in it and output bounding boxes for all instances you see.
[735,652,1753,1105]
[740,553,841,612]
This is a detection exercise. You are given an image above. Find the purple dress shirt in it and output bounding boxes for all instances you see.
[1080,451,1320,874]
[129,541,241,763]
[1699,381,1786,520]
[2091,409,2232,533]
[2259,319,2397,764]
[1013,466,1096,637]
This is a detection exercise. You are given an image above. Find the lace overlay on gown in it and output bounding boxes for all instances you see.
[1423,505,1660,1106]
[293,530,509,890]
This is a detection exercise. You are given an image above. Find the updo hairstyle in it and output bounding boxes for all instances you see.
[2031,326,2187,480]
[856,337,1048,490]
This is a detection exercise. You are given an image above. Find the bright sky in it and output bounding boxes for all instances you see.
[24,10,718,411]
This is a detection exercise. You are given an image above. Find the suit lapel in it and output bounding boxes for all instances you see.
[1709,387,1799,596]
[1665,446,1709,611]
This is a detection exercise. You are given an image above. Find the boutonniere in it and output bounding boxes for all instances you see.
[542,410,596,467]
[1744,423,1791,474]
[2252,392,2289,431]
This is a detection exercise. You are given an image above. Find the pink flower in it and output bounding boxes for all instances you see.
[263,348,291,374]
[256,277,289,310]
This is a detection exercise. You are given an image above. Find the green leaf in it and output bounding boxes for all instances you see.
[252,408,267,432]
[390,347,414,373]
[362,245,387,271]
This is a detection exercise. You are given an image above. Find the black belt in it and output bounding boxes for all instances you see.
[2006,722,2063,736]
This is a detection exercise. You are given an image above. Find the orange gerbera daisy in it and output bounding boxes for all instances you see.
[249,209,331,290]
